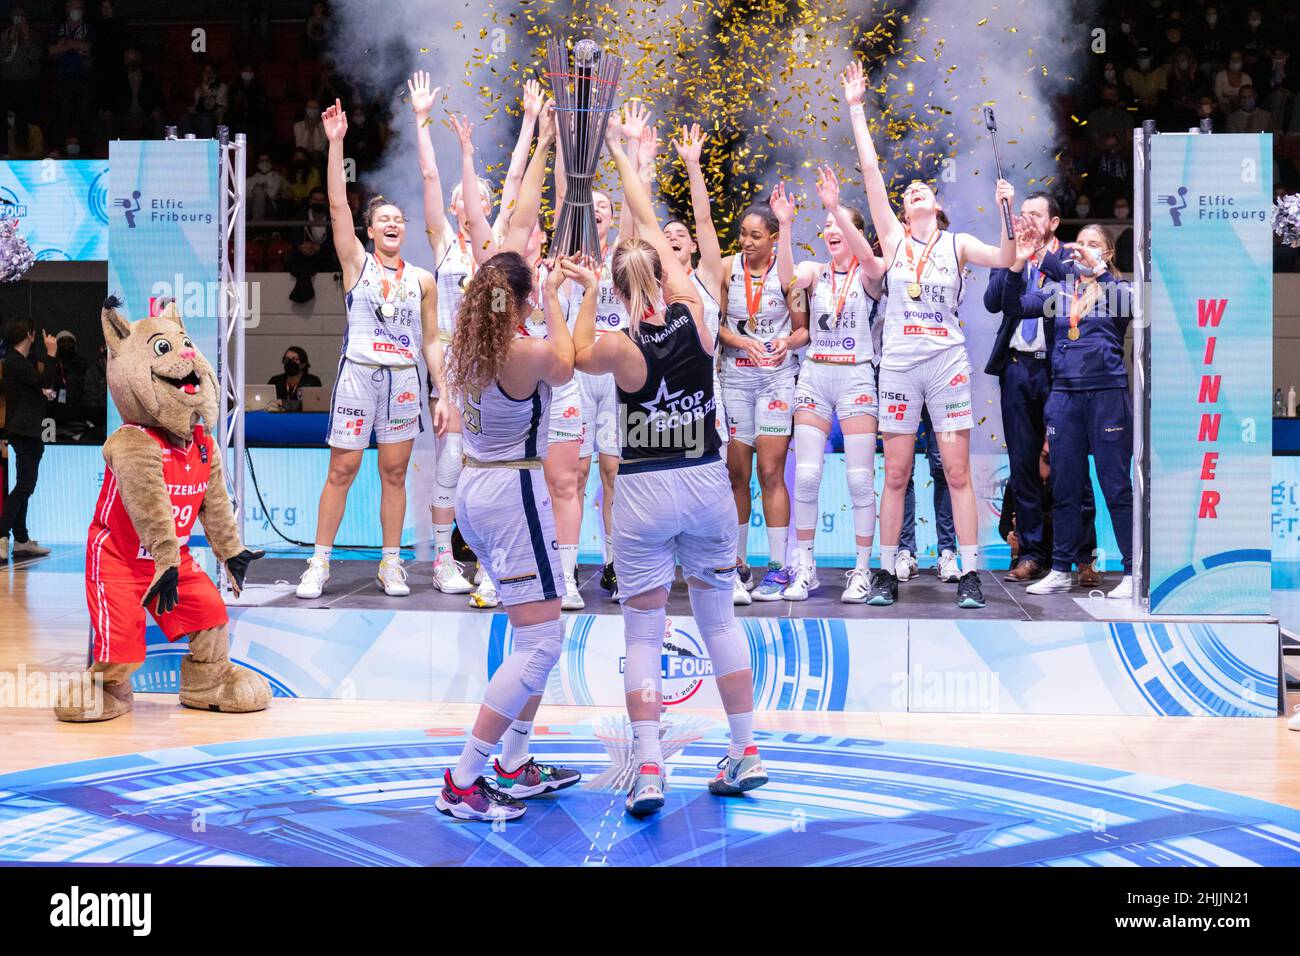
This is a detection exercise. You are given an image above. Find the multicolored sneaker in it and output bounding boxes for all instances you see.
[625,763,666,817]
[707,746,769,796]
[956,570,986,609]
[432,552,473,594]
[752,563,790,602]
[492,757,581,799]
[435,770,526,822]
[782,554,819,600]
[867,568,898,606]
[600,562,618,599]
[469,576,500,609]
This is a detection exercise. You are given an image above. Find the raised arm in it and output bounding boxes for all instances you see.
[539,258,577,386]
[449,114,498,266]
[842,63,903,257]
[322,100,365,279]
[615,101,651,242]
[408,72,452,260]
[769,182,797,292]
[502,102,556,256]
[816,164,886,282]
[493,78,544,239]
[672,123,724,287]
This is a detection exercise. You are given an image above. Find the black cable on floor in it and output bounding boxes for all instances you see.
[242,446,416,554]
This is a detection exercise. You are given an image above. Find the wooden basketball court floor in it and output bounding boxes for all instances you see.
[3,557,1298,811]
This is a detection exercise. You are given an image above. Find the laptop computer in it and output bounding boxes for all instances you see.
[243,385,277,411]
[298,386,330,413]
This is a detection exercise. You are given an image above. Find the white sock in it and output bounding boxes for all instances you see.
[959,546,979,576]
[737,522,750,565]
[560,544,578,579]
[631,719,664,767]
[381,547,400,563]
[433,523,454,558]
[500,719,533,772]
[727,710,754,760]
[766,526,788,567]
[602,533,614,566]
[313,545,331,562]
[855,545,872,571]
[880,545,898,572]
[792,542,813,566]
[451,732,494,789]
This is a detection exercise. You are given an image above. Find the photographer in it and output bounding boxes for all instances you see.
[0,319,56,561]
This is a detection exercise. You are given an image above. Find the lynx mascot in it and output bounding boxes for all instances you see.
[55,297,270,722]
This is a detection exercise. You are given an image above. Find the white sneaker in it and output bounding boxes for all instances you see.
[377,558,410,596]
[12,539,50,556]
[1107,575,1133,600]
[782,558,819,601]
[937,549,960,583]
[1288,710,1300,732]
[432,552,473,594]
[1026,569,1073,595]
[733,572,752,606]
[473,564,485,586]
[296,557,330,598]
[841,567,873,603]
[895,549,918,582]
[469,576,499,608]
[561,573,585,610]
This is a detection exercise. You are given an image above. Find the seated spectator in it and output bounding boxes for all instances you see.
[49,0,94,149]
[1261,47,1294,126]
[1,8,44,128]
[294,99,327,161]
[63,135,82,157]
[1070,193,1093,222]
[286,187,338,303]
[284,147,321,209]
[6,110,44,160]
[1086,84,1131,147]
[1091,136,1130,205]
[1160,47,1204,129]
[1227,85,1273,134]
[1214,52,1250,111]
[305,2,330,56]
[102,48,164,141]
[1239,8,1268,64]
[1124,48,1166,112]
[1193,5,1230,79]
[1155,14,1186,64]
[1195,93,1227,132]
[225,61,269,145]
[1097,62,1133,104]
[248,152,286,221]
[268,346,322,405]
[183,63,228,140]
[344,103,385,171]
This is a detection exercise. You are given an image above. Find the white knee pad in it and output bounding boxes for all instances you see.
[792,424,826,502]
[844,432,877,537]
[433,433,463,509]
[687,586,751,679]
[622,604,665,701]
[482,617,564,718]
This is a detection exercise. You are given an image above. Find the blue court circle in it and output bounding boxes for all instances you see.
[1,726,1297,866]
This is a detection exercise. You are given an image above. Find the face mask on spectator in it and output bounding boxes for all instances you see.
[1076,203,1090,217]
[241,71,255,83]
[1120,22,1131,34]
[1248,16,1261,28]
[1137,57,1151,71]
[66,142,80,156]
[1241,97,1256,111]
[1206,13,1217,26]
[1229,59,1243,71]
[6,113,13,129]
[283,359,302,375]
[1104,67,1116,81]
[12,15,23,25]
[68,9,82,22]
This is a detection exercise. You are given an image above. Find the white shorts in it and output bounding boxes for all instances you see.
[549,379,584,445]
[720,370,796,445]
[712,371,728,445]
[328,360,422,450]
[577,370,620,458]
[794,360,878,423]
[456,465,563,607]
[612,456,738,599]
[877,348,973,434]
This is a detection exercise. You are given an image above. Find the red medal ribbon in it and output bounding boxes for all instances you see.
[374,253,406,306]
[829,259,859,328]
[904,228,942,288]
[743,255,775,331]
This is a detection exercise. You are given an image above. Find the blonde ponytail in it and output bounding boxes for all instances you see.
[611,238,664,341]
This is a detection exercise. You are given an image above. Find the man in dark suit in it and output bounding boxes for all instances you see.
[984,191,1099,586]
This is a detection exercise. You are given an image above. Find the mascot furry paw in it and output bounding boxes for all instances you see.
[55,297,271,722]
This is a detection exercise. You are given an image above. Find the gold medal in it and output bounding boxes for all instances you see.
[906,282,922,300]
[1067,327,1080,341]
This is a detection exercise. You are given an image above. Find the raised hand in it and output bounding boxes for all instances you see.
[543,257,566,294]
[604,107,624,146]
[841,61,867,107]
[559,253,599,291]
[523,78,544,119]
[770,182,796,225]
[995,178,1015,208]
[1012,215,1038,261]
[638,124,661,169]
[622,99,651,143]
[538,99,556,144]
[321,99,348,142]
[815,164,841,210]
[449,114,475,156]
[671,122,705,166]
[407,71,440,117]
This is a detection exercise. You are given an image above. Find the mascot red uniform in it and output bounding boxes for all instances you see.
[56,297,271,721]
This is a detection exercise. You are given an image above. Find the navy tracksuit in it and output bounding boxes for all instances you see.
[1003,255,1133,574]
[985,252,1097,569]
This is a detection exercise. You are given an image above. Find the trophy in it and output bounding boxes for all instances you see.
[546,37,624,258]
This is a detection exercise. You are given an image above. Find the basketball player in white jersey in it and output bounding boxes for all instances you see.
[667,122,728,451]
[436,250,592,822]
[718,185,809,605]
[785,165,887,602]
[842,62,1016,609]
[575,127,767,818]
[296,100,441,600]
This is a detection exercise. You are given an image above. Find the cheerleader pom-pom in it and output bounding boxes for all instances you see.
[1273,193,1300,250]
[0,215,35,283]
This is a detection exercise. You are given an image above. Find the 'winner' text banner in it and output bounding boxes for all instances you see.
[1148,133,1272,615]
[107,140,221,432]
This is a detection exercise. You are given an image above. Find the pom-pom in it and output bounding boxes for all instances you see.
[1274,193,1300,249]
[0,215,35,283]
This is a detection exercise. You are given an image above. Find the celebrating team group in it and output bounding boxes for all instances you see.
[288,62,1136,821]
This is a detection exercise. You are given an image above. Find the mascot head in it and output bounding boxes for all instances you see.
[101,296,219,440]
